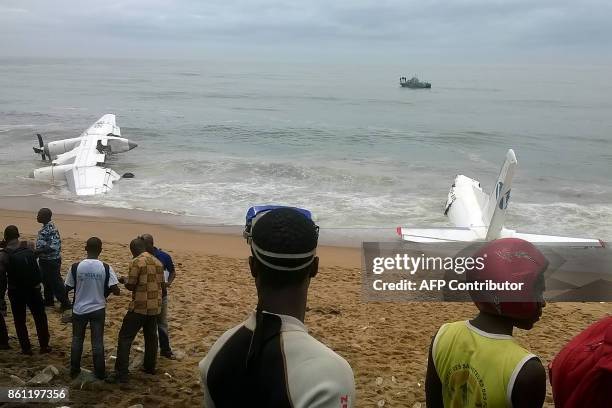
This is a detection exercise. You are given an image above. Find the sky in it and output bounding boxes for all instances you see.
[0,0,610,63]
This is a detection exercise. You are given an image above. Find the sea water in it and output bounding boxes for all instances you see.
[0,58,610,240]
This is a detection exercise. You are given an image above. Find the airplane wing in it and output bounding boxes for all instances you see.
[78,113,120,138]
[397,226,605,247]
[505,231,605,247]
[65,115,121,195]
[396,227,484,243]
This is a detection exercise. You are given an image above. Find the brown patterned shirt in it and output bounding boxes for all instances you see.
[127,252,164,315]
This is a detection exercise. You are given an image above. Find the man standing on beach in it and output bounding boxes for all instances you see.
[108,238,164,383]
[35,208,71,312]
[0,225,51,355]
[141,234,176,359]
[426,238,547,408]
[65,237,120,380]
[199,207,355,407]
[0,236,8,349]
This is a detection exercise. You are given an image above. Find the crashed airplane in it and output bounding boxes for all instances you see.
[397,149,605,247]
[31,114,137,196]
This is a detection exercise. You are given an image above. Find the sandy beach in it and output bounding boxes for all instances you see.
[0,207,609,407]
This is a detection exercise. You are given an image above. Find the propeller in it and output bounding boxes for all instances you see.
[32,133,48,161]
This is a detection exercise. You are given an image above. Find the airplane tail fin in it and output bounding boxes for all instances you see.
[484,149,517,240]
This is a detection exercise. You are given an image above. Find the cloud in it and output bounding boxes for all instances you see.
[0,0,610,60]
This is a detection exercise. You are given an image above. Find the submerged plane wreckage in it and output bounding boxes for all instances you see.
[397,149,605,247]
[31,114,136,196]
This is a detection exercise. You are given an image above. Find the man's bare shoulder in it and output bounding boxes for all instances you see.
[512,358,546,408]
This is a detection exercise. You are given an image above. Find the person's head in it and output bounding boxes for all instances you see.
[467,238,548,330]
[248,208,319,298]
[3,225,20,242]
[37,208,52,224]
[130,237,146,258]
[140,233,154,254]
[85,237,102,258]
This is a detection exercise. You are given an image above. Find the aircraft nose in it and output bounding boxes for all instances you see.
[128,141,138,150]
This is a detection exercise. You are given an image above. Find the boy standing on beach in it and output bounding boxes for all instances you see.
[425,238,547,408]
[108,238,164,383]
[65,237,120,379]
[141,234,176,359]
[199,207,355,408]
[35,208,71,312]
[0,225,51,355]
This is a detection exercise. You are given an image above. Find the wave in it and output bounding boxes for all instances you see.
[36,165,612,241]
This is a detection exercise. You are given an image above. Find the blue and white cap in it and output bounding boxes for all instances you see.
[244,206,318,272]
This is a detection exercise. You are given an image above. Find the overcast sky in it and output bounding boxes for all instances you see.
[1,0,610,63]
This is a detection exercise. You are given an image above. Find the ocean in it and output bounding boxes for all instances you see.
[0,58,611,241]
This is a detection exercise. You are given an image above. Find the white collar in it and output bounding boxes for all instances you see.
[465,320,514,340]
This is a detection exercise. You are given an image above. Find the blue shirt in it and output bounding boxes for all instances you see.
[36,221,61,260]
[154,247,175,298]
[154,247,175,274]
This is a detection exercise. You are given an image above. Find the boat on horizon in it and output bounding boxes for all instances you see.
[400,76,431,89]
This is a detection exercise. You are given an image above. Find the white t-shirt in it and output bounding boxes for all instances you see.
[65,259,119,315]
[199,311,355,408]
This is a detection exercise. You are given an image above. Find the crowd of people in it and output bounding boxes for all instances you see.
[0,208,178,385]
[0,206,610,407]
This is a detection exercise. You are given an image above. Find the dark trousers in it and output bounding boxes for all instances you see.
[158,296,171,353]
[71,308,106,379]
[0,312,8,346]
[7,286,50,352]
[115,311,158,379]
[0,292,7,346]
[39,258,71,309]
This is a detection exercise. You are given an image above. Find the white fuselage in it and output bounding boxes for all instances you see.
[445,175,488,231]
[46,137,81,159]
[34,136,134,182]
[31,114,137,195]
[43,135,133,160]
[32,164,73,182]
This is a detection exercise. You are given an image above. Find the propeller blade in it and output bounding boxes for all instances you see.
[35,133,47,161]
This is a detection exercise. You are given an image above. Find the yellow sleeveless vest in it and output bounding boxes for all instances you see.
[433,321,537,408]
